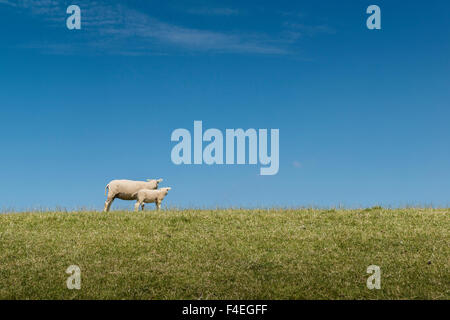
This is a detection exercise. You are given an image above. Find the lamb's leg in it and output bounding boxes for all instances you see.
[141,204,145,211]
[156,200,161,211]
[134,201,141,212]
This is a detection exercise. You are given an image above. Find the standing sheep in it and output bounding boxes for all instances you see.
[134,187,172,211]
[104,179,163,212]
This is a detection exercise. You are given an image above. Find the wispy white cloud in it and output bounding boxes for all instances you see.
[1,1,334,56]
[2,1,289,55]
[81,4,288,55]
[1,0,63,21]
[186,7,239,16]
[283,22,336,37]
[278,11,305,18]
[0,0,11,4]
[0,0,17,6]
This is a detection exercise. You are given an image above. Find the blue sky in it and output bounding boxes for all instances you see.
[0,0,449,210]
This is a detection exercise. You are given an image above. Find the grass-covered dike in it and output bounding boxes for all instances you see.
[0,208,448,299]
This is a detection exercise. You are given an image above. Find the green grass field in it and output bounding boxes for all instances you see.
[0,208,448,299]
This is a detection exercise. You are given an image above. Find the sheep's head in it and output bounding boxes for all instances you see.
[148,178,163,186]
[163,187,171,195]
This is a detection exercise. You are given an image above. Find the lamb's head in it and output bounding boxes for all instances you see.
[161,187,171,196]
[156,178,163,187]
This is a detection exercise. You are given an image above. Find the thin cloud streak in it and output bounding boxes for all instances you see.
[0,1,334,56]
[84,4,289,55]
[283,22,336,36]
[186,7,239,16]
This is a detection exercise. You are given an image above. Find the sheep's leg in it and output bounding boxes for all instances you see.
[104,195,115,212]
[141,204,145,211]
[106,198,114,211]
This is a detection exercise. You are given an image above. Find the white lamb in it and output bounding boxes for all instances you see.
[134,187,172,211]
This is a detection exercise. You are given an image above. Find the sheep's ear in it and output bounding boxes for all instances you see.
[158,178,163,183]
[167,187,171,190]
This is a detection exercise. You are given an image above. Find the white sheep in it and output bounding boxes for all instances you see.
[104,179,163,212]
[134,187,172,211]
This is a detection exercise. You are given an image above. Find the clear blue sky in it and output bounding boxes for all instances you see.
[1,0,449,210]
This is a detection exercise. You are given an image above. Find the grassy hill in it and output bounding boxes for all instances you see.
[0,208,448,299]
